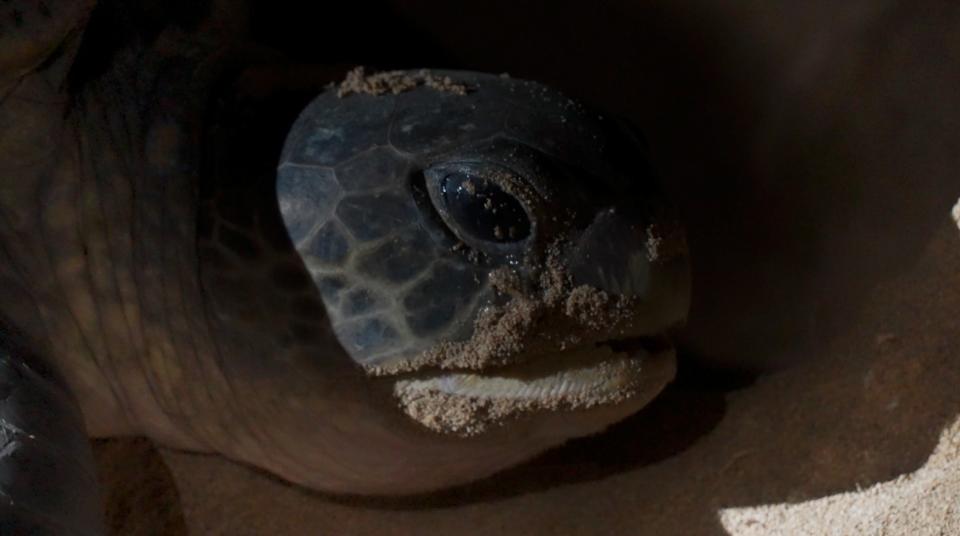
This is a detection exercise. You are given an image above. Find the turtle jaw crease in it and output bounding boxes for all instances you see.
[391,337,676,437]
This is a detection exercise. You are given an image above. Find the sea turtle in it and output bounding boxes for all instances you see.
[0,2,689,533]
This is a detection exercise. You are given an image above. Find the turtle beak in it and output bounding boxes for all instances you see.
[566,206,691,336]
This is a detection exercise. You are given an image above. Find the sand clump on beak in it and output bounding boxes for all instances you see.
[392,242,679,436]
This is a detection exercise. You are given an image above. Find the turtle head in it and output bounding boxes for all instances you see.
[273,70,689,490]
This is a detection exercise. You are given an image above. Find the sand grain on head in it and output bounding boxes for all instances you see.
[389,239,673,435]
[370,240,649,376]
[337,67,469,98]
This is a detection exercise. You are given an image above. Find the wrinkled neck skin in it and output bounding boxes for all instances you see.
[0,40,629,493]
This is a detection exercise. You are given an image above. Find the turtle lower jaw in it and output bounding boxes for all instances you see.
[393,337,676,437]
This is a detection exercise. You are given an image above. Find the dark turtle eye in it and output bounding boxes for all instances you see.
[439,172,531,243]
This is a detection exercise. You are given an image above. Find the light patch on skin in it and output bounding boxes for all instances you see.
[952,197,960,232]
[395,346,676,436]
[718,416,960,535]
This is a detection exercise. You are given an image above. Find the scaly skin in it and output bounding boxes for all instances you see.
[0,3,688,525]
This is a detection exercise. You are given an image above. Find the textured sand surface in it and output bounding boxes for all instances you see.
[721,418,960,535]
[718,217,960,536]
[336,67,468,98]
[720,219,960,536]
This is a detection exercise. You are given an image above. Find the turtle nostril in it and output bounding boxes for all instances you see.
[564,206,690,337]
[567,208,657,298]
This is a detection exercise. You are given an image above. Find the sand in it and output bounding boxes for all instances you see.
[370,243,643,377]
[387,239,665,436]
[720,418,960,535]
[337,67,468,98]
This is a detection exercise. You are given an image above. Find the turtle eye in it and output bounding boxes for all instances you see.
[439,172,531,243]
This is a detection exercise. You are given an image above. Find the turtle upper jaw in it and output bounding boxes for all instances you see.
[392,336,676,437]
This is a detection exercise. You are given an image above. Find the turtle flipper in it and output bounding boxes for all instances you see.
[0,333,104,535]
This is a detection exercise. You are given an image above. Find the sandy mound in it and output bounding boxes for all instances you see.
[721,417,960,535]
